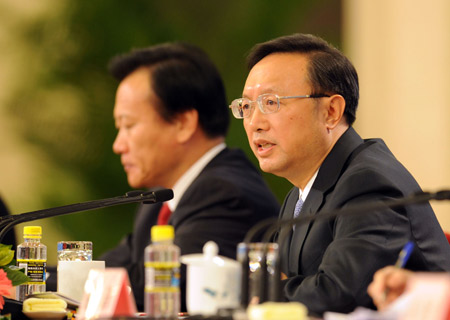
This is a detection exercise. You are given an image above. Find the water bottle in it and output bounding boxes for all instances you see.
[16,226,47,301]
[144,225,180,318]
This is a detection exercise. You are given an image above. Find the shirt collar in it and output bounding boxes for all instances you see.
[167,142,226,211]
[298,169,319,202]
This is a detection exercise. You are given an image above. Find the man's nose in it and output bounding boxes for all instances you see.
[112,131,127,154]
[246,102,268,131]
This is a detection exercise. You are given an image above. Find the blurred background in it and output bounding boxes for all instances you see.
[0,0,449,264]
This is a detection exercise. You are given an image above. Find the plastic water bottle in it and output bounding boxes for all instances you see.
[16,226,47,301]
[144,225,180,318]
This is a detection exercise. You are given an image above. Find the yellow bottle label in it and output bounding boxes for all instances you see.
[17,260,46,285]
[144,261,180,268]
[145,266,180,292]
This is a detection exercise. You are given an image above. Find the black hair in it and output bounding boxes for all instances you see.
[109,42,229,137]
[247,33,359,125]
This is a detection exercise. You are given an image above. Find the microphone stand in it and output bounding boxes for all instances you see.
[241,189,450,307]
[0,188,174,242]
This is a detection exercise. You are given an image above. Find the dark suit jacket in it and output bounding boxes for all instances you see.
[101,147,280,311]
[279,127,450,316]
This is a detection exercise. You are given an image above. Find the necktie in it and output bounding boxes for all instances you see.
[294,198,304,219]
[157,203,172,225]
[293,198,304,230]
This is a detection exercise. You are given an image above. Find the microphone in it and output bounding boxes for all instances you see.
[0,188,174,242]
[240,189,450,306]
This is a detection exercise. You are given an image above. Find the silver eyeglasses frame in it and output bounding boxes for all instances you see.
[229,93,330,119]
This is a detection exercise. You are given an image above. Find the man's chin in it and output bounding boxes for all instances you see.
[258,161,275,174]
[127,179,144,190]
[259,161,285,178]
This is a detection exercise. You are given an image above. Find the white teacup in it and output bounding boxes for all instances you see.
[180,241,241,316]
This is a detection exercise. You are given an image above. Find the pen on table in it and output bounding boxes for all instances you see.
[382,241,414,301]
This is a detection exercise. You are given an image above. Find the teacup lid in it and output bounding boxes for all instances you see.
[180,241,239,269]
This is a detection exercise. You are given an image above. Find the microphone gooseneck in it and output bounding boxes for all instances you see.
[0,188,174,242]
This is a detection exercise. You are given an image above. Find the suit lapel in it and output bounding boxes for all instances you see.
[168,148,232,227]
[278,189,298,275]
[288,188,323,274]
[132,202,162,261]
[286,127,365,274]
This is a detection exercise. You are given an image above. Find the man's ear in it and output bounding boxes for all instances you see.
[325,94,346,130]
[175,109,199,143]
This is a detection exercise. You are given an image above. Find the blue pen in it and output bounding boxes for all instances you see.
[394,241,414,268]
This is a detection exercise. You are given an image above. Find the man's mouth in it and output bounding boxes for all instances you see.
[254,139,275,154]
[258,143,274,149]
[121,161,134,172]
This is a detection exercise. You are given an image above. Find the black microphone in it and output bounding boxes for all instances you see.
[240,189,450,306]
[0,188,174,242]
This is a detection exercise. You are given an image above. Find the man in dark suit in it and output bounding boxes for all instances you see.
[230,33,450,316]
[100,43,280,311]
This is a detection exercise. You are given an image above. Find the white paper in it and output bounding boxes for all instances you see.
[324,272,450,320]
[57,260,105,302]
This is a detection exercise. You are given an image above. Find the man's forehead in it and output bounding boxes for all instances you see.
[242,84,280,98]
[243,54,310,96]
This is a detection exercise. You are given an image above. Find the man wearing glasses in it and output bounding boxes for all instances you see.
[231,33,450,316]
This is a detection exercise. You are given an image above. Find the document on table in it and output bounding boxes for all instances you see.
[323,272,450,320]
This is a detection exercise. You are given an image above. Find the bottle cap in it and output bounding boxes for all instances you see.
[151,225,174,242]
[23,226,42,239]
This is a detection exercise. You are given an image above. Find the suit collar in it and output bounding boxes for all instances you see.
[313,127,363,193]
[299,127,363,215]
[281,127,363,224]
[169,147,237,226]
[287,127,364,273]
[169,143,226,211]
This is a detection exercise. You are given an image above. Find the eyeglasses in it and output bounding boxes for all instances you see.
[229,93,330,119]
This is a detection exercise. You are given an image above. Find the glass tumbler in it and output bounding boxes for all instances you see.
[57,241,93,261]
[237,242,279,303]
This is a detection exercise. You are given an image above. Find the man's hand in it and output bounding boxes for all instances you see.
[368,266,413,310]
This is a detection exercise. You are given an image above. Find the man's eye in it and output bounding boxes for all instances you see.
[241,103,251,110]
[122,122,135,129]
